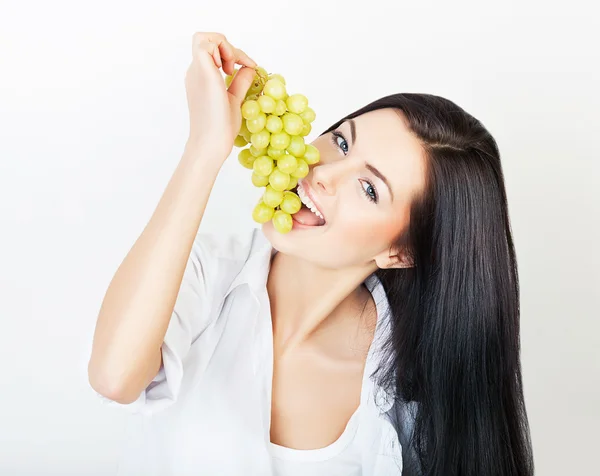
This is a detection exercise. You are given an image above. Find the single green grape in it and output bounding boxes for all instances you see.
[251,171,270,187]
[274,100,287,116]
[249,145,266,157]
[257,95,276,114]
[291,158,309,178]
[251,130,271,150]
[263,185,284,207]
[263,79,287,100]
[267,146,286,160]
[239,120,252,142]
[303,144,320,165]
[277,154,298,174]
[270,131,291,150]
[253,155,274,176]
[286,94,308,114]
[253,202,275,224]
[282,113,304,135]
[234,135,248,147]
[280,191,302,214]
[286,176,298,190]
[238,149,255,169]
[299,107,316,124]
[246,113,267,134]
[269,168,291,191]
[241,100,261,120]
[286,135,306,157]
[266,115,283,133]
[272,210,293,233]
[300,123,311,137]
[268,73,286,85]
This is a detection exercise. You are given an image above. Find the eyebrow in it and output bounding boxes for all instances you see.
[347,119,395,202]
[349,118,357,145]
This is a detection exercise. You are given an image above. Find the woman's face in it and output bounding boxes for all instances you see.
[263,108,427,270]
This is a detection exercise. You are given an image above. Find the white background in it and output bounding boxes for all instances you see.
[1,0,598,474]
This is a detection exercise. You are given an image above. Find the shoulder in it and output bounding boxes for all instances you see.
[193,227,257,260]
[191,227,270,267]
[189,227,272,293]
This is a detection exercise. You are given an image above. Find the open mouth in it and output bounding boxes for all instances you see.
[291,180,327,227]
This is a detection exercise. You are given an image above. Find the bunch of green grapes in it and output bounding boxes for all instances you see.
[225,67,320,233]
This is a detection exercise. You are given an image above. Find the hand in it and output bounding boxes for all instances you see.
[184,32,257,161]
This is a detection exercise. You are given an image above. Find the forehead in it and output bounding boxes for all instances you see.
[344,109,427,203]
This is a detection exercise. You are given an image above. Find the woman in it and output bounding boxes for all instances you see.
[89,32,534,475]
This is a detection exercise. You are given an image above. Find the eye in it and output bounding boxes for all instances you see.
[331,131,349,155]
[360,179,378,203]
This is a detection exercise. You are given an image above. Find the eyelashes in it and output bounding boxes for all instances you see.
[331,131,349,154]
[360,180,378,203]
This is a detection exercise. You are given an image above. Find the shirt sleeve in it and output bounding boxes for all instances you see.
[96,231,228,415]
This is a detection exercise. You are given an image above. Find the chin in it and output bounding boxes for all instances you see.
[261,221,285,250]
[260,220,306,258]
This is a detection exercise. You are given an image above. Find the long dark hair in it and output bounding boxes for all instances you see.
[321,94,534,476]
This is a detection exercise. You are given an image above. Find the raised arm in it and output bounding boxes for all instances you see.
[88,32,256,404]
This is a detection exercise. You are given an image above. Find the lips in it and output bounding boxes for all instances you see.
[297,178,326,223]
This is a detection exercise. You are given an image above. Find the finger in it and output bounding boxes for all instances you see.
[192,31,226,54]
[220,45,257,75]
[192,32,226,68]
[227,66,256,104]
[195,39,222,69]
[236,49,257,69]
[192,32,256,73]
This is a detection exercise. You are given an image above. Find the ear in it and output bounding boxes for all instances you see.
[374,246,414,270]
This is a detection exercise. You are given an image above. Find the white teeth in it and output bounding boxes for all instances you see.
[297,182,325,221]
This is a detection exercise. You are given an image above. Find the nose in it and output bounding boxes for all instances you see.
[311,160,355,196]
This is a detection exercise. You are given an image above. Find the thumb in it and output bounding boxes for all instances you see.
[228,66,256,105]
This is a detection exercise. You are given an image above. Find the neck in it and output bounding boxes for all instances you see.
[267,250,378,356]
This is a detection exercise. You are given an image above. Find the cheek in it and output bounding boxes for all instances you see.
[378,216,406,241]
[332,208,391,248]
[332,207,406,252]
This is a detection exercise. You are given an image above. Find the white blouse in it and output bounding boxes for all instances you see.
[98,228,404,475]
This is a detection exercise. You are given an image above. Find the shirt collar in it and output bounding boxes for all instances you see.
[225,229,275,298]
[225,229,396,413]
